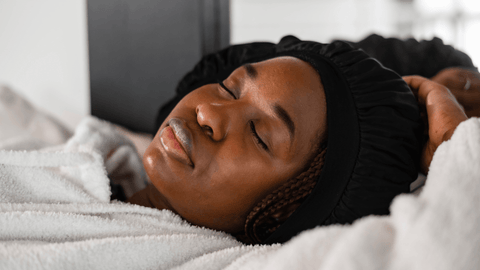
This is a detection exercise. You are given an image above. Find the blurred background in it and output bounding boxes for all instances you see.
[0,0,479,132]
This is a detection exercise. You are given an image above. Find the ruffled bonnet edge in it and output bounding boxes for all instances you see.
[264,36,423,244]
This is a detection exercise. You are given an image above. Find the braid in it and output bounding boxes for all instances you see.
[240,145,327,244]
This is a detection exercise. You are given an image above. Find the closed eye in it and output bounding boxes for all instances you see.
[250,121,268,151]
[218,81,236,99]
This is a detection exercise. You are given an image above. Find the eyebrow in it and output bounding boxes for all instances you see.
[241,63,295,146]
[243,63,258,80]
[274,104,295,144]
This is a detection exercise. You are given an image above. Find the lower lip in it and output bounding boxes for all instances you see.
[159,126,192,166]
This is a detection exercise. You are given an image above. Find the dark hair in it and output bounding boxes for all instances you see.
[237,143,327,244]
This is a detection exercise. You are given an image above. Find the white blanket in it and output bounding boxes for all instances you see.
[1,86,479,269]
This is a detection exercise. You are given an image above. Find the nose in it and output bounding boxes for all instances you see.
[196,102,229,141]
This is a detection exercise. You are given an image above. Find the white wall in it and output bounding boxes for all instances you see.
[231,0,413,45]
[231,0,480,67]
[0,0,90,129]
[1,0,477,133]
[413,0,480,68]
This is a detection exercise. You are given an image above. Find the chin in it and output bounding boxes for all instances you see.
[142,139,187,202]
[142,142,166,188]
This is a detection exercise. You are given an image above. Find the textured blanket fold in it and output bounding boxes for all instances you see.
[0,86,73,151]
[1,86,479,269]
[0,116,254,269]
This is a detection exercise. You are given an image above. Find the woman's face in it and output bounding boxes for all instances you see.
[143,56,327,233]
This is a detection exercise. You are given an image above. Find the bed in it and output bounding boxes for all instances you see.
[1,77,480,269]
[1,1,480,267]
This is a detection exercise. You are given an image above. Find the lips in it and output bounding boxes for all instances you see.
[159,118,194,166]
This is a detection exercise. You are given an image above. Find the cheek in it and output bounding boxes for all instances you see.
[163,89,207,122]
[178,86,215,108]
[207,152,284,210]
[176,160,287,233]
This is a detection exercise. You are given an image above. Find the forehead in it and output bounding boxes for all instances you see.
[251,56,325,111]
[251,57,322,99]
[246,56,327,160]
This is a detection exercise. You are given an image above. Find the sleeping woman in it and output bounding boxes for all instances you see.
[126,35,478,244]
[1,34,479,269]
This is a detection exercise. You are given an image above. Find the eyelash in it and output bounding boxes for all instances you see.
[250,121,268,151]
[218,81,236,99]
[218,80,268,151]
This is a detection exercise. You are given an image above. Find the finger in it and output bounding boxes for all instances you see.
[402,75,426,90]
[403,75,430,102]
[403,75,424,101]
[403,75,452,105]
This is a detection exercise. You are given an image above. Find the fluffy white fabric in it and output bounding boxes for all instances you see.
[0,85,72,151]
[1,86,479,269]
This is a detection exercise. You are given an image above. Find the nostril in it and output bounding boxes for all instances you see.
[202,125,213,136]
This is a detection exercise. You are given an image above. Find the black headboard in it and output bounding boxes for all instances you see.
[87,0,229,134]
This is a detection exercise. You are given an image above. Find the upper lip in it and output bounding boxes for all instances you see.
[167,118,194,165]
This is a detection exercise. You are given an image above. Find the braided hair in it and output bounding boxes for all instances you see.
[237,144,327,244]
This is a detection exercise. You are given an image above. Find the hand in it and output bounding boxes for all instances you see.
[431,67,480,118]
[403,75,468,174]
